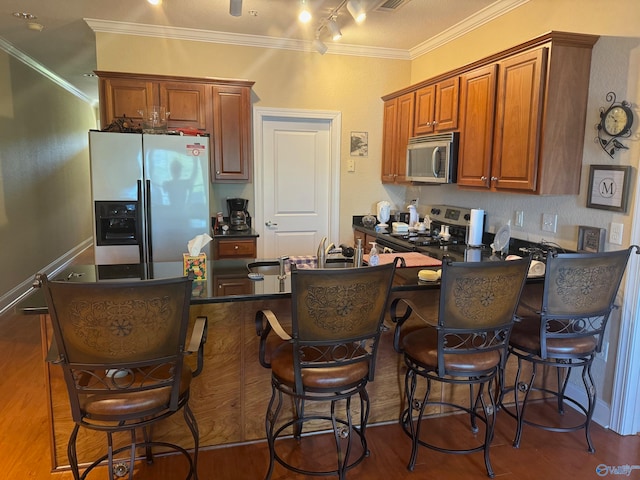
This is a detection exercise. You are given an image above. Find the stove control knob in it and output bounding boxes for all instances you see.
[464,214,471,221]
[431,208,440,215]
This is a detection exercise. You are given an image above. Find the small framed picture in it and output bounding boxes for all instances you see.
[350,131,368,157]
[577,226,606,253]
[586,165,632,213]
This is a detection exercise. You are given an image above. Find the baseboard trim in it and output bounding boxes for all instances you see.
[0,238,92,316]
[565,382,611,429]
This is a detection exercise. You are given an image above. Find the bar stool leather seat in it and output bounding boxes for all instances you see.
[270,343,370,390]
[402,328,502,373]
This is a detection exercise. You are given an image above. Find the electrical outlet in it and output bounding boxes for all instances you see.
[347,158,355,172]
[610,222,624,245]
[541,213,557,233]
[514,210,524,227]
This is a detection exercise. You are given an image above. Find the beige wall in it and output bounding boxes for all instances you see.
[0,52,97,307]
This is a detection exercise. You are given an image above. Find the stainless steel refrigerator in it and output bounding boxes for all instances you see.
[89,131,210,265]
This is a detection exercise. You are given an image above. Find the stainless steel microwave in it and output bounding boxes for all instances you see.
[406,132,459,183]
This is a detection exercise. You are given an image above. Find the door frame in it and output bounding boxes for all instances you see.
[253,107,342,259]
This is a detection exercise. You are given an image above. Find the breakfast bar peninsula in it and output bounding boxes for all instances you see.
[19,257,542,470]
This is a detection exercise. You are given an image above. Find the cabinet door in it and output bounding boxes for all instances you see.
[99,77,156,127]
[414,85,436,135]
[394,92,415,183]
[457,65,497,188]
[210,85,252,182]
[492,48,547,191]
[381,99,399,183]
[213,275,253,296]
[434,77,459,131]
[160,82,207,130]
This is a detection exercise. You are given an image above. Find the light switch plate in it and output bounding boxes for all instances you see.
[347,158,355,172]
[542,213,557,233]
[610,222,624,245]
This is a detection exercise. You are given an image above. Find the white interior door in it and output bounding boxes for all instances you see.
[254,108,341,259]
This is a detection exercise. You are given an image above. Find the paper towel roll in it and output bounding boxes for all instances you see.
[467,209,484,246]
[465,248,482,262]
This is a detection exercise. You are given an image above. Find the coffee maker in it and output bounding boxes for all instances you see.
[227,198,250,231]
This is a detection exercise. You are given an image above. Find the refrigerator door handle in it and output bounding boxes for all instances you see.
[137,180,144,263]
[145,179,153,263]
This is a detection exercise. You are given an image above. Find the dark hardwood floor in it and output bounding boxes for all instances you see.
[2,247,639,478]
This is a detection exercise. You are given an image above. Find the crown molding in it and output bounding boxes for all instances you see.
[0,36,94,105]
[409,0,531,59]
[84,18,410,60]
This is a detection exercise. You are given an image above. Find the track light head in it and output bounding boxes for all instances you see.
[229,0,242,17]
[346,0,366,23]
[312,38,328,55]
[327,18,342,41]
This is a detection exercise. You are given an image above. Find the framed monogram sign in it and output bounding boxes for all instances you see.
[586,165,632,213]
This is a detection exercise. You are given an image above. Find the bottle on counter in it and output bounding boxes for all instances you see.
[354,239,363,267]
[368,242,379,266]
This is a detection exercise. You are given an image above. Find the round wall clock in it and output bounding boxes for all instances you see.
[601,104,633,136]
[596,92,634,158]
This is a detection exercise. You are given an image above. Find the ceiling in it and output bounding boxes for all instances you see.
[0,0,520,104]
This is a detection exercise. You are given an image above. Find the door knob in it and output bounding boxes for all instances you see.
[265,221,278,227]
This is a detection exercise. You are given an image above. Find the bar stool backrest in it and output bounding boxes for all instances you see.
[40,273,193,423]
[437,258,531,377]
[538,247,635,358]
[289,263,396,392]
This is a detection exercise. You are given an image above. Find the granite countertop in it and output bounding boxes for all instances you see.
[211,227,260,239]
[16,258,448,315]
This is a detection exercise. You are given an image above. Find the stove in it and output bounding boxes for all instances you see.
[374,205,487,261]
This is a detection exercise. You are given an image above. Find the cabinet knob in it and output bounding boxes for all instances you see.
[491,176,498,181]
[432,121,438,126]
[216,170,221,175]
[234,245,239,250]
[480,176,487,181]
[426,122,432,127]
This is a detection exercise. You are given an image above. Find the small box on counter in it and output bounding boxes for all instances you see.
[183,253,207,281]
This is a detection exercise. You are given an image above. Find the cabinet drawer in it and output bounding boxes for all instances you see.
[215,238,257,259]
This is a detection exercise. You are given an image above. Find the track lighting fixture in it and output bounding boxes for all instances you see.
[147,0,162,5]
[312,38,328,55]
[305,0,368,53]
[298,0,312,23]
[327,17,342,42]
[327,18,342,41]
[346,0,366,23]
[229,0,242,17]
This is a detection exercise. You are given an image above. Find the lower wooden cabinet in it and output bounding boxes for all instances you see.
[354,229,376,254]
[212,274,253,296]
[213,237,257,260]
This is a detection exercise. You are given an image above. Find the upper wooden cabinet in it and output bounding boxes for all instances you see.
[490,48,546,192]
[96,72,255,183]
[210,85,252,182]
[381,92,414,184]
[382,32,598,195]
[159,82,207,131]
[99,77,156,126]
[414,77,460,135]
[457,65,498,188]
